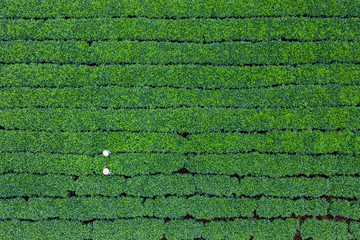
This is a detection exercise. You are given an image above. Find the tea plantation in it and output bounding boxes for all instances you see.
[0,0,360,239]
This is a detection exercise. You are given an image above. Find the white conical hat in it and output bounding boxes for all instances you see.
[102,150,111,157]
[103,168,110,175]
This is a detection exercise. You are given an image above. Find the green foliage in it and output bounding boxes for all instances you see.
[203,219,299,240]
[0,1,359,239]
[1,63,359,88]
[1,17,359,41]
[201,176,360,198]
[145,196,329,219]
[0,220,91,240]
[300,219,351,239]
[350,222,360,239]
[1,85,359,108]
[0,129,357,154]
[0,40,359,65]
[0,152,185,176]
[0,174,72,197]
[165,220,204,239]
[0,218,299,240]
[92,219,165,239]
[329,199,360,219]
[0,106,359,132]
[2,151,359,177]
[3,172,359,199]
[188,153,360,176]
[255,198,328,218]
[161,219,300,239]
[0,0,359,18]
[0,196,329,220]
[0,197,145,220]
[74,174,197,197]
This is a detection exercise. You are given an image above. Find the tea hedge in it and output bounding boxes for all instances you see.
[0,152,184,176]
[0,196,329,219]
[92,219,299,240]
[1,85,360,108]
[73,174,360,198]
[329,199,360,219]
[0,129,358,154]
[0,40,359,65]
[0,197,145,219]
[1,63,359,88]
[0,220,91,240]
[1,17,360,42]
[92,218,166,240]
[2,218,352,240]
[300,219,351,240]
[202,219,299,240]
[0,218,298,240]
[3,173,359,199]
[187,153,360,177]
[163,220,203,240]
[350,222,360,239]
[0,174,72,197]
[0,106,359,132]
[2,152,359,177]
[194,176,360,198]
[0,0,359,18]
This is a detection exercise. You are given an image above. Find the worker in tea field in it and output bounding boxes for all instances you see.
[102,150,112,175]
[103,165,112,175]
[102,150,111,157]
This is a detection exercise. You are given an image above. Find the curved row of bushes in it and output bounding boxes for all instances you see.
[0,106,359,132]
[2,173,360,198]
[1,85,359,108]
[0,196,329,219]
[1,218,354,240]
[0,0,359,18]
[0,129,358,154]
[1,63,359,88]
[1,17,359,42]
[1,40,359,65]
[2,152,358,177]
